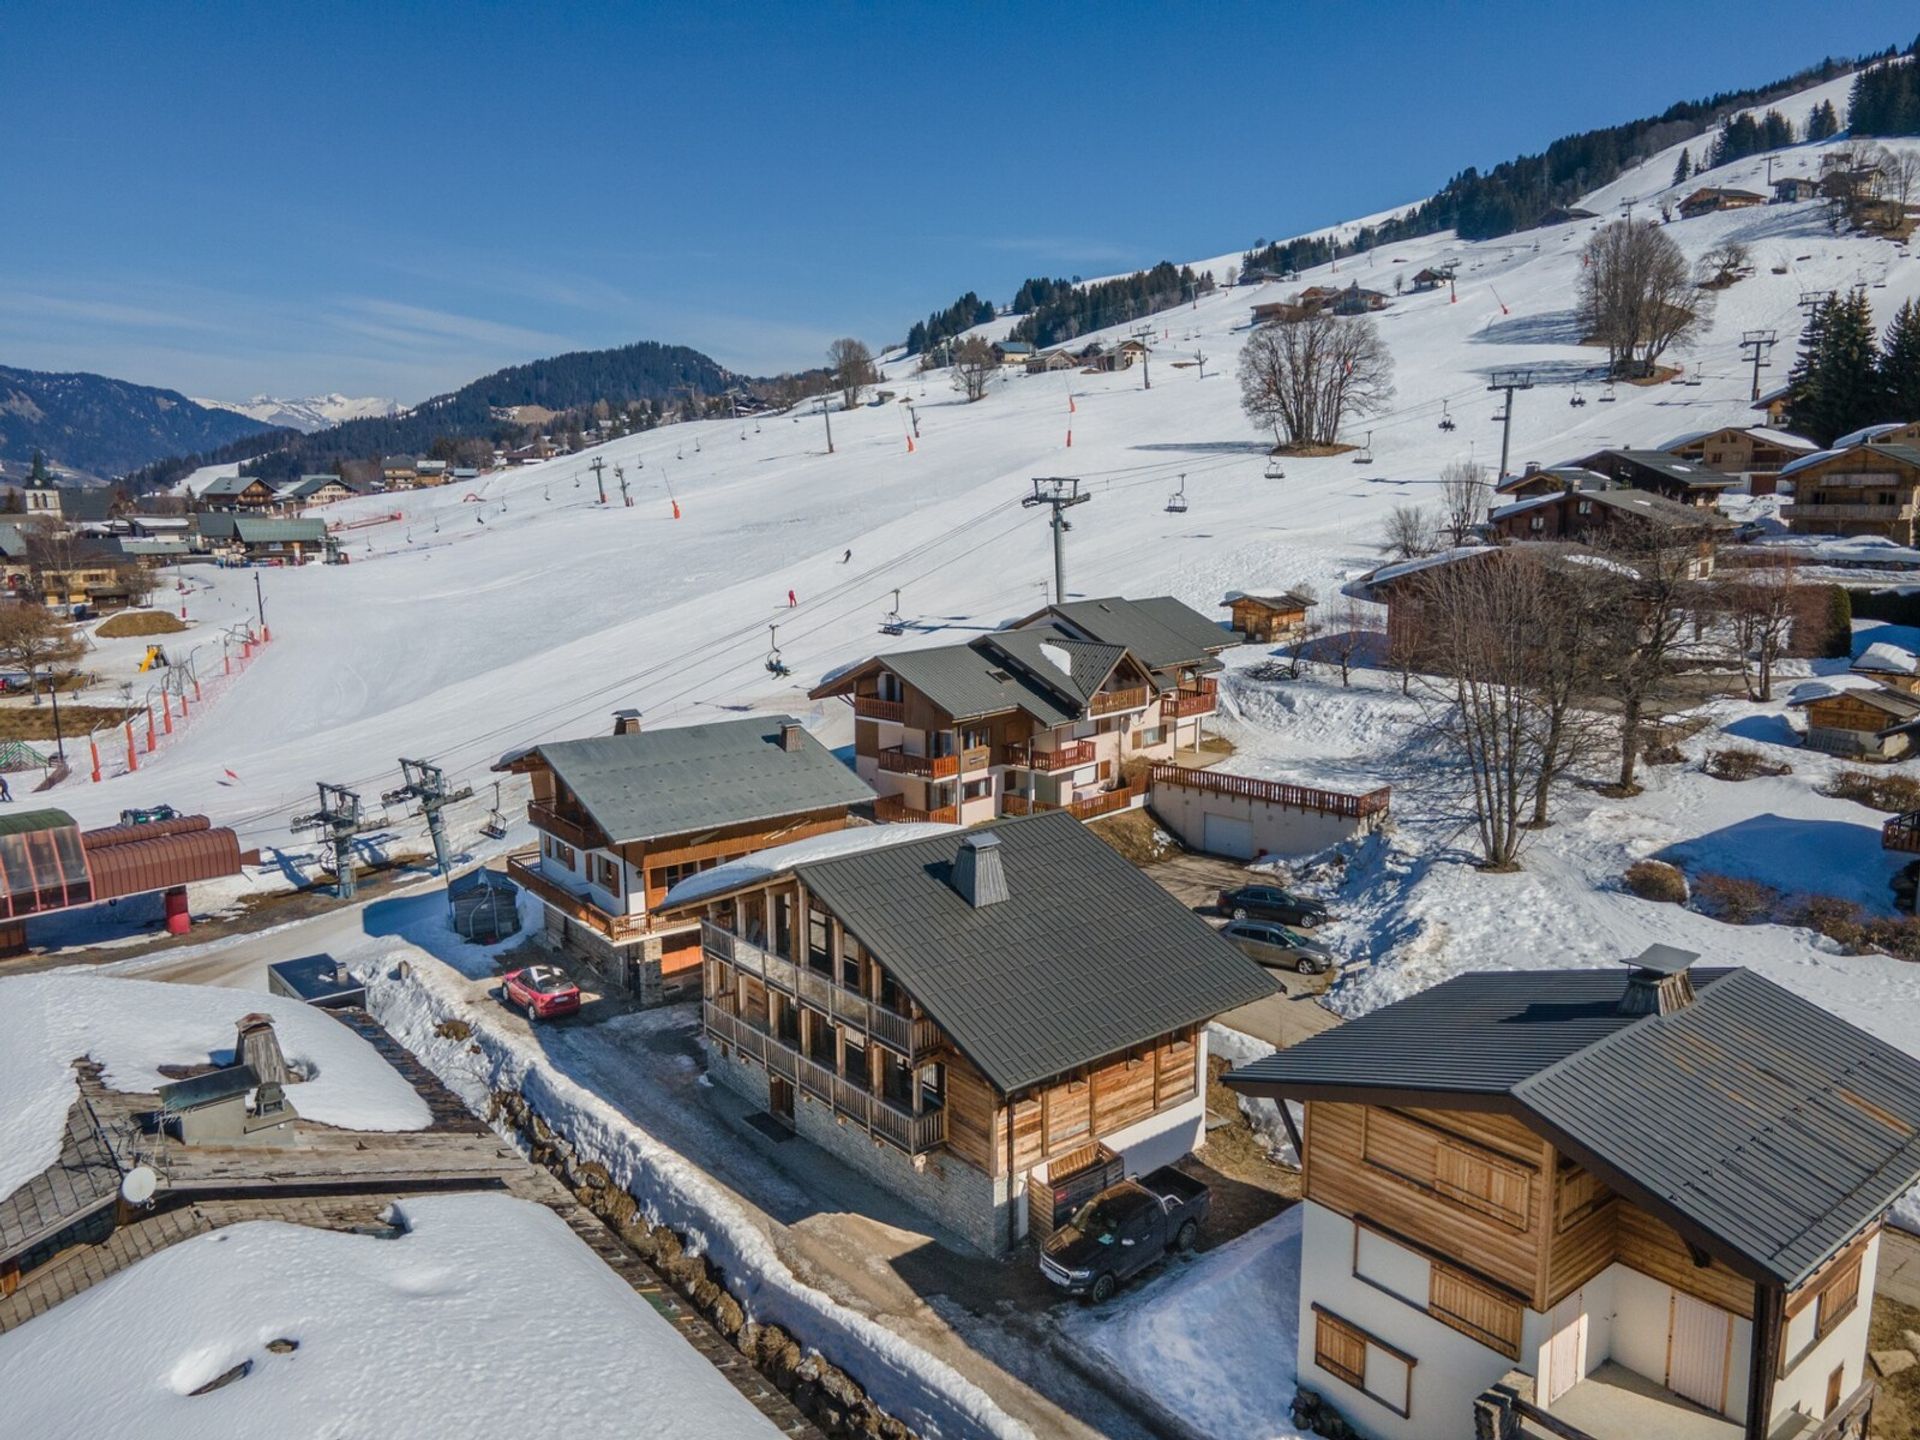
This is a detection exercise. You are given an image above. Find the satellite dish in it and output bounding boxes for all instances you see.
[120,1165,157,1205]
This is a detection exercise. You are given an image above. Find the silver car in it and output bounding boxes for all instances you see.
[1221,918,1336,975]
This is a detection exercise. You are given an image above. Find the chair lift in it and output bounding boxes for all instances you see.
[1351,430,1374,464]
[1491,408,1507,423]
[481,781,508,840]
[1569,384,1587,408]
[1598,380,1617,403]
[1264,457,1286,480]
[765,625,791,677]
[1165,473,1189,514]
[1438,401,1456,432]
[880,589,905,636]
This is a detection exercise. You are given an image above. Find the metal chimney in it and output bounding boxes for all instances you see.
[1616,944,1698,1018]
[952,832,1009,908]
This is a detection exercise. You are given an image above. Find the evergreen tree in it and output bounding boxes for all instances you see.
[1787,292,1883,444]
[1881,299,1920,421]
[1807,98,1841,142]
[1760,109,1795,149]
[1672,149,1692,186]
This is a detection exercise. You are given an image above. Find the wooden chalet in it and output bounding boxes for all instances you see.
[1025,349,1080,375]
[1488,485,1727,577]
[1409,267,1453,293]
[992,341,1036,366]
[493,714,874,1002]
[811,596,1231,826]
[1221,590,1316,643]
[1789,682,1920,760]
[1677,186,1766,219]
[275,474,358,508]
[1661,427,1818,497]
[1780,441,1920,545]
[196,473,282,512]
[670,812,1276,1254]
[1753,383,1794,427]
[1493,464,1608,501]
[380,456,421,488]
[1251,300,1315,326]
[1772,176,1821,203]
[1576,449,1736,508]
[1226,949,1920,1440]
[1850,642,1920,696]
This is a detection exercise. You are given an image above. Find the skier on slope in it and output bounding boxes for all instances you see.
[842,549,852,564]
[788,589,797,608]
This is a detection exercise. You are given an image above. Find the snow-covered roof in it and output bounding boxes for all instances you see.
[1748,427,1818,452]
[1362,545,1496,589]
[1854,642,1919,677]
[1834,422,1907,449]
[1490,493,1557,521]
[662,822,961,911]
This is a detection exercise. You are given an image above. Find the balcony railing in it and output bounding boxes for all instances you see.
[528,801,602,851]
[874,794,959,824]
[1786,500,1916,521]
[704,1002,947,1155]
[878,746,959,779]
[1886,811,1920,853]
[506,852,649,940]
[704,923,941,1059]
[853,695,905,723]
[1147,762,1391,818]
[1165,680,1219,718]
[1002,780,1146,822]
[1089,686,1150,716]
[1003,739,1095,772]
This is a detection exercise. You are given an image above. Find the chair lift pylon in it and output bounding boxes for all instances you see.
[880,588,905,636]
[765,624,791,677]
[1165,473,1188,514]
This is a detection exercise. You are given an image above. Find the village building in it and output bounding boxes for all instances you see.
[1025,349,1080,375]
[275,474,358,508]
[494,714,874,1003]
[1660,426,1819,497]
[1487,485,1727,576]
[1780,441,1920,544]
[215,516,334,565]
[414,458,449,483]
[1753,383,1794,427]
[1408,266,1453,293]
[1850,642,1920,695]
[1226,948,1920,1440]
[196,472,282,512]
[1772,176,1821,203]
[380,456,421,488]
[1493,464,1608,501]
[1834,421,1920,450]
[1251,300,1315,326]
[1576,448,1736,508]
[992,341,1036,367]
[1677,186,1766,219]
[1332,283,1389,315]
[672,811,1276,1254]
[1221,590,1317,643]
[810,596,1231,825]
[1789,681,1920,759]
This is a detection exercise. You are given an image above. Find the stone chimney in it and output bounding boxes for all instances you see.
[779,720,804,753]
[952,832,1009,908]
[611,709,643,736]
[235,1013,291,1086]
[1616,944,1698,1018]
[1523,461,1541,476]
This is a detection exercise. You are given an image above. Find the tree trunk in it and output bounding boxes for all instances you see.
[1617,694,1644,791]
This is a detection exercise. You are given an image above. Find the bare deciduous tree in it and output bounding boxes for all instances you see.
[1720,556,1806,702]
[1382,503,1439,560]
[0,604,83,702]
[1596,528,1703,793]
[1238,311,1394,450]
[1323,596,1376,688]
[1578,220,1708,378]
[951,337,997,403]
[826,337,876,411]
[1439,460,1489,547]
[1696,239,1752,289]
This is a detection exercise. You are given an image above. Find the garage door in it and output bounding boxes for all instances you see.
[1202,812,1254,860]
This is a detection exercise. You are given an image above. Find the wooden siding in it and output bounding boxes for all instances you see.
[1611,1202,1754,1319]
[1801,693,1904,737]
[945,1057,998,1173]
[987,1026,1200,1178]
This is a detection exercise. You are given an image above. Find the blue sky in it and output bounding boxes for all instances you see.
[4,2,1914,402]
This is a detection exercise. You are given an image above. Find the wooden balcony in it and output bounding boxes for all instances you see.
[527,801,603,851]
[705,923,941,1059]
[1165,680,1219,718]
[874,794,959,824]
[878,746,958,779]
[1088,686,1150,716]
[853,695,905,723]
[1003,780,1146,822]
[1003,739,1095,772]
[703,1001,946,1155]
[505,852,648,941]
[1786,500,1916,522]
[1886,811,1920,853]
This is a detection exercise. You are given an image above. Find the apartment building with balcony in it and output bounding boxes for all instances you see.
[493,713,873,1003]
[1781,440,1920,544]
[810,595,1234,825]
[664,811,1275,1253]
[1226,947,1920,1440]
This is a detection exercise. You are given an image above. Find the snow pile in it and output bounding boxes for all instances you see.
[0,973,431,1206]
[662,821,960,911]
[364,959,1031,1440]
[0,1192,784,1438]
[1064,1205,1308,1440]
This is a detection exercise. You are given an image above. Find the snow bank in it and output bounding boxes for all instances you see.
[363,959,1031,1440]
[0,1191,784,1438]
[1063,1205,1308,1440]
[663,821,960,911]
[0,973,431,1206]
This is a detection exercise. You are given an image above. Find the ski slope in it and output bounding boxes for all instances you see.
[58,78,1920,871]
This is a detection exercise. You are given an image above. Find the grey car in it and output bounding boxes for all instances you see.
[1221,917,1336,974]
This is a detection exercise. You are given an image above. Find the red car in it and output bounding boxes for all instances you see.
[501,964,581,1021]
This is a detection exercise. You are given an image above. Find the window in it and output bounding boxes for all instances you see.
[595,855,621,895]
[1576,499,1593,515]
[1815,1254,1862,1341]
[963,777,992,801]
[544,836,575,868]
[1133,726,1167,749]
[1530,515,1545,531]
[1312,1307,1413,1418]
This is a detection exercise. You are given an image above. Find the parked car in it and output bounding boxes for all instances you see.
[501,964,581,1021]
[1040,1167,1211,1302]
[1217,883,1328,927]
[1221,917,1336,974]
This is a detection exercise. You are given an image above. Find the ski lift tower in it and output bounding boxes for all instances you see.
[383,758,474,879]
[1740,329,1779,402]
[1485,370,1535,480]
[1023,477,1090,605]
[291,783,390,901]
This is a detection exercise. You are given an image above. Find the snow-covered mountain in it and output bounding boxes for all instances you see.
[193,392,404,433]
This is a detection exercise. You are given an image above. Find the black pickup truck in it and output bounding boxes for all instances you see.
[1039,1166,1211,1302]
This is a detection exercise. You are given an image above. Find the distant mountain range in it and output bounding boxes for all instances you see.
[192,393,404,433]
[0,365,278,478]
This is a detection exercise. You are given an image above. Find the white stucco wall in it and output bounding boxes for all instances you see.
[1148,782,1383,860]
[1772,1235,1879,1428]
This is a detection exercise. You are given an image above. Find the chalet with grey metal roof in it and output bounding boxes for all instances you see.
[493,713,873,1005]
[670,810,1276,1253]
[812,595,1229,826]
[1225,950,1920,1440]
